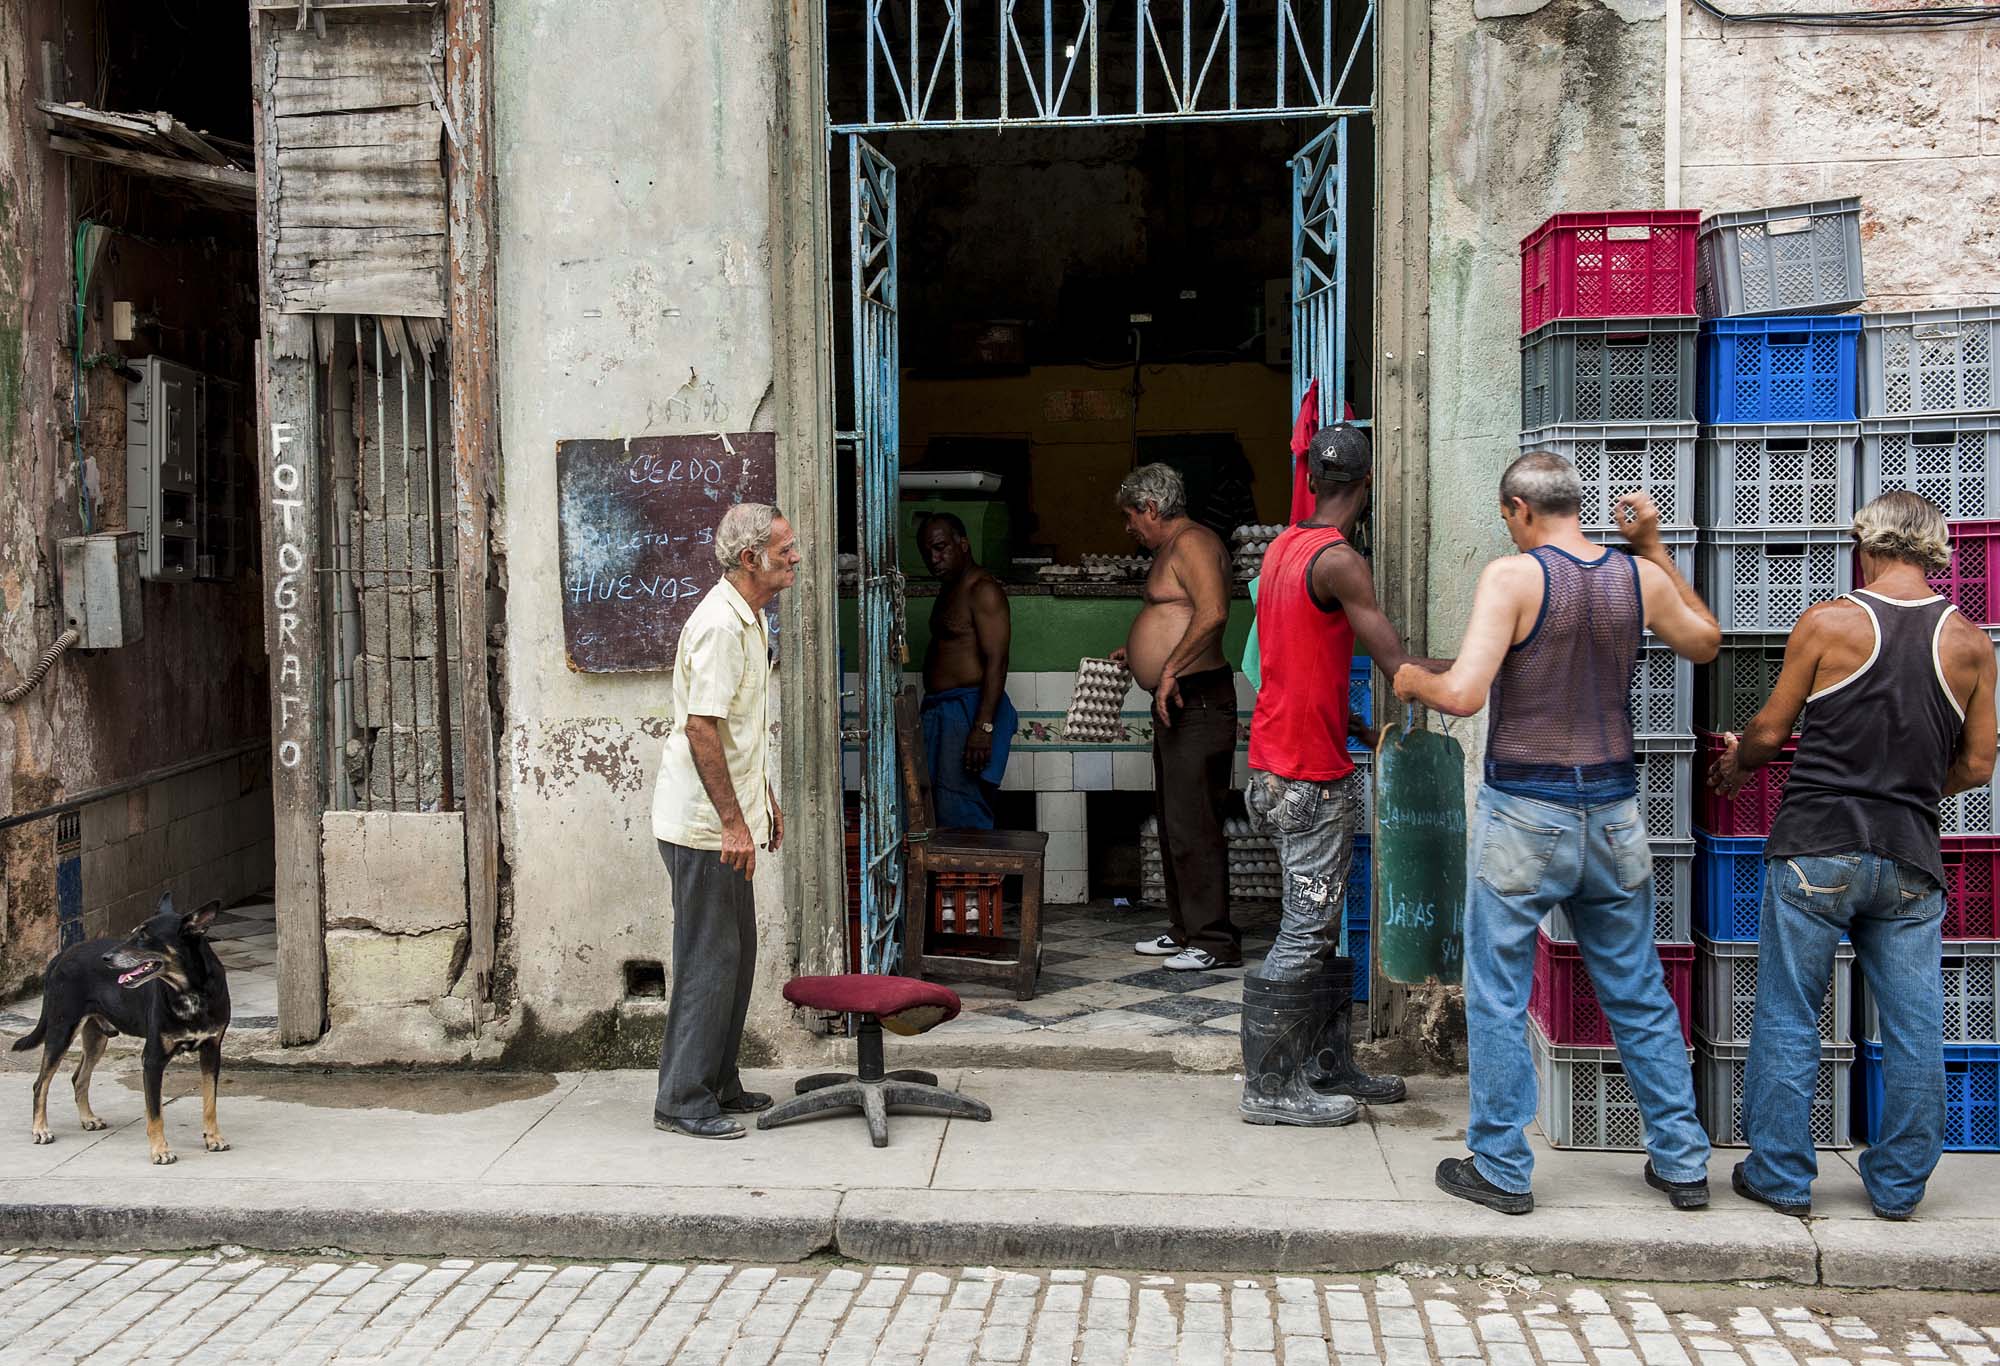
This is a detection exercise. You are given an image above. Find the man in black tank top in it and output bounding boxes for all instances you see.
[1397,454,1723,1216]
[1711,491,1996,1220]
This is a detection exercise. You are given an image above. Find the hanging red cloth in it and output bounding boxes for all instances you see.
[1289,379,1320,525]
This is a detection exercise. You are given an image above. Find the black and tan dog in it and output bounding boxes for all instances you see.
[12,893,232,1164]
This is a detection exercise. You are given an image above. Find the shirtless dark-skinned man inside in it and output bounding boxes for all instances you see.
[918,513,1016,832]
[1112,463,1242,972]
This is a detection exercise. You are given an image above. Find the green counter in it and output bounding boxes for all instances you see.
[838,590,1256,673]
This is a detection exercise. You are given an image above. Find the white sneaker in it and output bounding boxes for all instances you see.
[1134,934,1179,956]
[1163,947,1239,972]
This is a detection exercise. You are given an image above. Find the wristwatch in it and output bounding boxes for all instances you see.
[977,722,995,734]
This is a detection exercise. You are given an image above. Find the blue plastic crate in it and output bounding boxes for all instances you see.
[1700,316,1861,423]
[1346,835,1371,998]
[1694,832,1850,942]
[1860,1042,2000,1152]
[1348,656,1374,752]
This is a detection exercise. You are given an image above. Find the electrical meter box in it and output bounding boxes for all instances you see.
[124,356,242,582]
[59,532,144,649]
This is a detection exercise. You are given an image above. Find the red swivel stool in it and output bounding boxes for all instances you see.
[760,975,992,1148]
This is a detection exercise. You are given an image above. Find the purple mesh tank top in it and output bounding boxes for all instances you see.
[1485,545,1642,788]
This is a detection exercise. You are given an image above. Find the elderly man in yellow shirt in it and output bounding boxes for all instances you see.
[651,502,801,1140]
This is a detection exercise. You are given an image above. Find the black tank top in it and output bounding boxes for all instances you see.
[1486,545,1641,784]
[1766,591,1965,887]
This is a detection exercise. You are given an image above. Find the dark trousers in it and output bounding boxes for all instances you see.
[1151,666,1240,957]
[654,840,757,1120]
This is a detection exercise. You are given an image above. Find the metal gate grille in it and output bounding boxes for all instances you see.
[317,316,462,813]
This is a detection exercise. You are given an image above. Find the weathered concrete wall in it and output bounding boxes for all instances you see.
[1424,0,1669,721]
[79,752,273,941]
[489,0,798,1058]
[1679,5,1999,310]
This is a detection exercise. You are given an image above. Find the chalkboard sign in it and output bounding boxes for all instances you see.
[556,432,777,672]
[1373,721,1468,986]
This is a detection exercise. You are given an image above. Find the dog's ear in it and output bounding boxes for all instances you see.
[157,891,175,917]
[186,900,222,933]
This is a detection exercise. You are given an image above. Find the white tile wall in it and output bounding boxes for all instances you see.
[1045,831,1087,873]
[1036,792,1086,832]
[1036,752,1072,790]
[1000,758,1035,791]
[1112,751,1153,790]
[1072,752,1113,790]
[1046,870,1089,904]
[1039,670,1077,713]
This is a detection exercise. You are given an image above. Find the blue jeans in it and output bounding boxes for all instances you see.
[1465,785,1710,1195]
[1743,852,1945,1216]
[1244,768,1364,982]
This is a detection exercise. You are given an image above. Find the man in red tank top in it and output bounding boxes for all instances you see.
[1237,425,1437,1128]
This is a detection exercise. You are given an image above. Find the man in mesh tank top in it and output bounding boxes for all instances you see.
[1395,453,1721,1214]
[1711,492,1996,1220]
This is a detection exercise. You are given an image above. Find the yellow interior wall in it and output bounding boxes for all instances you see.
[900,362,1295,563]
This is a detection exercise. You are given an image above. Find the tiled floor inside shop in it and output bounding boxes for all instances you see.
[0,893,279,1036]
[926,899,1281,1038]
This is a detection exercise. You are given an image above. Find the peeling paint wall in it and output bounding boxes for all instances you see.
[1425,0,1669,753]
[1679,6,1998,311]
[491,1,795,1048]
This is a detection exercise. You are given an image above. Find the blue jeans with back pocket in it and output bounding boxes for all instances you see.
[1463,784,1710,1195]
[1743,852,1945,1215]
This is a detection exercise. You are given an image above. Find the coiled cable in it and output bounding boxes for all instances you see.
[2,629,80,704]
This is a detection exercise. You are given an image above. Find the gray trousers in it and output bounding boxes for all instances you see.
[1244,768,1363,982]
[654,840,757,1120]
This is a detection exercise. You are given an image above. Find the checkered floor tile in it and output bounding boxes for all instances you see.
[931,900,1281,1038]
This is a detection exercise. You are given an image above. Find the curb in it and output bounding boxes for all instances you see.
[5,1183,1998,1290]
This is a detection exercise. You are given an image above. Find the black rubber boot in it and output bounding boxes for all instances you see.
[1303,957,1407,1105]
[1239,976,1359,1128]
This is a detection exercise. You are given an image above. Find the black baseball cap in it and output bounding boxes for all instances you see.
[1308,423,1371,483]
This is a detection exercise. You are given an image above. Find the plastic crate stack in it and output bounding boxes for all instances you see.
[1690,197,1870,1150]
[1517,210,1703,1149]
[1850,269,2000,1153]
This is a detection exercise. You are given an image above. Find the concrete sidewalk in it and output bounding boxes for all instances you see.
[1,1063,1995,1292]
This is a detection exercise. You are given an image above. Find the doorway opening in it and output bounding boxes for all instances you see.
[825,1,1378,1053]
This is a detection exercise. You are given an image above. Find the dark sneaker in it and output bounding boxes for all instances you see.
[720,1091,774,1114]
[1731,1161,1809,1216]
[1871,1204,1915,1222]
[1644,1161,1710,1210]
[654,1113,747,1140]
[1435,1157,1533,1215]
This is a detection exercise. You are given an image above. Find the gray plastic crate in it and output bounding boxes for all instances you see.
[1521,319,1699,429]
[1940,766,2000,837]
[1862,306,1999,418]
[1630,638,1694,741]
[1861,941,1999,1046]
[1636,736,1694,842]
[1696,1035,1854,1149]
[1694,936,1854,1046]
[1696,198,1865,319]
[1697,423,1860,529]
[1859,415,2000,520]
[1698,528,1854,635]
[1545,838,1693,944]
[1520,423,1697,530]
[1701,637,1788,733]
[1533,1021,1694,1152]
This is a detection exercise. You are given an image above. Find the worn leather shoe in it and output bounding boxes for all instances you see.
[654,1113,746,1140]
[1731,1161,1809,1216]
[1435,1157,1533,1215]
[1644,1161,1710,1210]
[720,1091,774,1115]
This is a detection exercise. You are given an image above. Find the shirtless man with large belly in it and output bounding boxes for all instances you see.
[918,513,1014,830]
[1111,463,1240,970]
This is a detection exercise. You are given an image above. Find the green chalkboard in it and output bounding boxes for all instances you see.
[1373,721,1468,986]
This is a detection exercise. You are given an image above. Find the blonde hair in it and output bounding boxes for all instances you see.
[1853,490,1950,574]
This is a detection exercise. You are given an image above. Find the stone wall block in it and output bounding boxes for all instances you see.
[321,810,468,934]
[326,926,464,1006]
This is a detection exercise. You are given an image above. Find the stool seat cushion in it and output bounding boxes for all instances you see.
[782,974,962,1035]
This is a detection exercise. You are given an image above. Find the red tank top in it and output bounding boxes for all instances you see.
[1249,524,1358,782]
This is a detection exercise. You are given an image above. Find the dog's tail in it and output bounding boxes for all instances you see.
[9,1018,45,1052]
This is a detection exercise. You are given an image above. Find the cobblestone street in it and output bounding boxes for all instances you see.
[1,1251,1997,1366]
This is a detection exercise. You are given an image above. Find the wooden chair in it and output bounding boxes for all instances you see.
[896,687,1046,1000]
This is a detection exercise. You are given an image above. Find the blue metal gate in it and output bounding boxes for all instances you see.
[849,134,907,974]
[1290,119,1348,416]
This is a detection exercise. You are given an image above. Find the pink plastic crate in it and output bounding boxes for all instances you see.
[1520,211,1701,334]
[1696,731,1797,837]
[1529,931,1695,1049]
[1942,838,2000,940]
[1928,522,2000,627]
